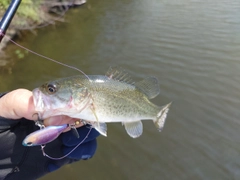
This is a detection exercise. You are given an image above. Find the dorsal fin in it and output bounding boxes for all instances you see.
[105,67,135,85]
[135,76,160,99]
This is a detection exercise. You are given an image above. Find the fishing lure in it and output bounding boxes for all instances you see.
[22,120,93,160]
[22,119,82,146]
[22,124,69,146]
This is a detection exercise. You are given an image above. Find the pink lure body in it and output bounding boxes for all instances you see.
[22,124,68,146]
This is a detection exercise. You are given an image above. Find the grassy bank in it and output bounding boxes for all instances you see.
[0,0,86,53]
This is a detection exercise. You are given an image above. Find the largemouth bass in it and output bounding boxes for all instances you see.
[33,67,171,138]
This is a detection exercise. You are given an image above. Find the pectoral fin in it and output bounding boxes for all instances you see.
[123,121,143,138]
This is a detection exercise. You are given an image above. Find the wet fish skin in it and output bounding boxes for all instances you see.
[22,124,68,146]
[33,68,171,138]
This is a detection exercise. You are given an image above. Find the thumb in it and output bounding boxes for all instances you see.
[0,89,37,120]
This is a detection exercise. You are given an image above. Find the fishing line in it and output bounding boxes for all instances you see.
[0,31,90,81]
[41,127,92,160]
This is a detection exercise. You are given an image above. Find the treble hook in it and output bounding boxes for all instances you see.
[32,113,45,129]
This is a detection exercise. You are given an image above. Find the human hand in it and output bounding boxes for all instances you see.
[47,125,100,172]
[0,89,100,179]
[0,89,83,129]
[0,89,37,120]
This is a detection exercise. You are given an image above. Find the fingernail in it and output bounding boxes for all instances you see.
[44,116,60,126]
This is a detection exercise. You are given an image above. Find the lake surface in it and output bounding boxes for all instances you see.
[1,0,240,179]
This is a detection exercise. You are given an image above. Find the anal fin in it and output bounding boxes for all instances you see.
[123,121,143,138]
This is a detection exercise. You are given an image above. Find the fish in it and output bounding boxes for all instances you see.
[32,67,171,138]
[22,124,68,146]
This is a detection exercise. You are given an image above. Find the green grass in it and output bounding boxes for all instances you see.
[0,0,47,29]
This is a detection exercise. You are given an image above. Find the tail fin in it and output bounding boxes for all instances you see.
[154,102,172,131]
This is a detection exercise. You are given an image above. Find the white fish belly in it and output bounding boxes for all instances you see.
[72,106,155,123]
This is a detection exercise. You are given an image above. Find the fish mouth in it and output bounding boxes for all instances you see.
[32,88,49,117]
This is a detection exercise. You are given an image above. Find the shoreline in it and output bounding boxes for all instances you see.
[0,0,86,55]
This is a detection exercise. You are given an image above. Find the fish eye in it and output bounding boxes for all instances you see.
[47,83,57,94]
[26,142,33,146]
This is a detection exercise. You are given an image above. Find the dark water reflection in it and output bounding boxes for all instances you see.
[1,0,240,179]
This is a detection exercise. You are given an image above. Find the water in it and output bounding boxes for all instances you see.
[1,0,240,179]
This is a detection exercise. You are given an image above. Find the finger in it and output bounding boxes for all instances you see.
[44,116,82,126]
[0,89,38,120]
[44,116,84,132]
[62,119,85,133]
[44,115,72,126]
